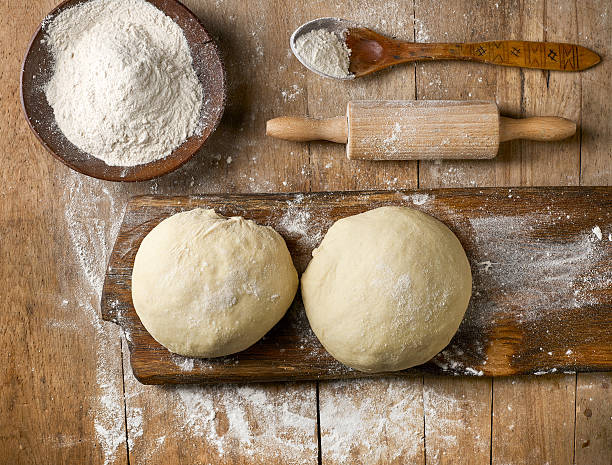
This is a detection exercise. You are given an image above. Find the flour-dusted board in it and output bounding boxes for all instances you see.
[100,188,612,384]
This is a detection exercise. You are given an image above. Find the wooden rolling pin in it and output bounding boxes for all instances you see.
[266,100,576,160]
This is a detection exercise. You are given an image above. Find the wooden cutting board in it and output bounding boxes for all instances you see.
[101,188,612,384]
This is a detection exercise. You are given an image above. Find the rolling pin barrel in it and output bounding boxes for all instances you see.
[346,100,500,160]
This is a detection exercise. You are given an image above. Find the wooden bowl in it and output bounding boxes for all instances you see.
[20,0,226,182]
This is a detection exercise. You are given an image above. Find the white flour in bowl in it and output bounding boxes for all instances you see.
[294,29,352,78]
[44,0,203,166]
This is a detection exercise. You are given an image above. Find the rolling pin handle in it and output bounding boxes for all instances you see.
[266,116,348,144]
[499,116,576,143]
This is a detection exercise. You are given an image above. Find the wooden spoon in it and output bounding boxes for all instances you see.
[21,0,226,182]
[290,17,601,80]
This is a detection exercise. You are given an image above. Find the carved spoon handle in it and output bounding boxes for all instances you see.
[396,40,600,71]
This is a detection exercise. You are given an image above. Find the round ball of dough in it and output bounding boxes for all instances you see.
[301,206,472,373]
[131,208,298,358]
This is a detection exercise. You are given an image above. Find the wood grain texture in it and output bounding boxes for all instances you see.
[415,3,523,464]
[346,100,500,160]
[490,2,586,464]
[101,188,612,384]
[575,2,612,462]
[121,344,318,465]
[520,0,582,187]
[413,2,604,465]
[3,0,611,463]
[0,1,128,464]
[423,376,492,465]
[319,377,425,465]
[579,0,612,186]
[492,375,577,465]
[417,0,525,188]
[574,373,612,465]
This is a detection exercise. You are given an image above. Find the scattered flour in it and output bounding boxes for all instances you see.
[319,378,424,463]
[382,122,402,151]
[278,195,310,236]
[171,354,195,372]
[468,214,611,323]
[62,172,125,465]
[294,29,352,78]
[126,406,143,449]
[592,225,603,240]
[44,0,203,166]
[403,192,433,206]
[423,384,490,463]
[277,194,326,252]
[281,84,303,102]
[464,367,484,376]
[432,344,488,376]
[411,15,430,42]
[158,381,316,462]
[476,260,497,272]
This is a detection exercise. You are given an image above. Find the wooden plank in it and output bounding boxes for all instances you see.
[318,377,425,465]
[118,1,319,463]
[4,2,611,465]
[101,188,612,383]
[492,375,576,465]
[519,0,582,187]
[0,1,128,464]
[412,1,503,462]
[574,373,612,465]
[490,2,583,464]
[578,0,611,186]
[576,3,612,463]
[423,376,492,465]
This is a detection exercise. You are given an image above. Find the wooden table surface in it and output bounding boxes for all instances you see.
[1,0,610,464]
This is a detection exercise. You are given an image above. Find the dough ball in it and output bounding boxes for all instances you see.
[131,208,298,357]
[301,206,472,372]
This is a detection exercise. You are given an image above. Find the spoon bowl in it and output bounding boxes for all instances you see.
[289,17,356,80]
[21,0,226,182]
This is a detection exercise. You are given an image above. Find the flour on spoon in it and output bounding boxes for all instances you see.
[294,29,352,78]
